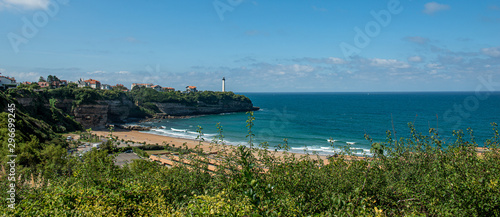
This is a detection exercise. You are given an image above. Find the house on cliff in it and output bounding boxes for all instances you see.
[151,85,162,91]
[101,84,112,90]
[38,82,50,88]
[86,79,101,89]
[162,87,175,92]
[185,86,197,93]
[131,83,153,90]
[77,78,101,89]
[0,75,17,90]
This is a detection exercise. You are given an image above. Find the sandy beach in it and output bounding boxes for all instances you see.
[69,129,490,167]
[92,129,218,152]
[87,129,339,163]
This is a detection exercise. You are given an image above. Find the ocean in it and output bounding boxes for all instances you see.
[138,92,500,156]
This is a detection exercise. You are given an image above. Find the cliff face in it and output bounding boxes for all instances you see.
[105,96,137,123]
[73,104,108,129]
[72,97,141,129]
[154,101,258,116]
[16,96,139,129]
[16,96,257,129]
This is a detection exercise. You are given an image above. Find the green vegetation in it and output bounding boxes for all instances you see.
[2,88,82,133]
[0,108,499,216]
[1,84,498,215]
[0,93,73,179]
[6,80,253,120]
[129,86,251,106]
[132,147,149,158]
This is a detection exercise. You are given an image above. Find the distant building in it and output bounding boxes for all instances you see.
[85,79,101,89]
[101,84,112,90]
[131,83,153,90]
[77,78,89,88]
[222,77,225,92]
[186,86,197,93]
[38,81,50,88]
[0,76,17,89]
[162,87,175,92]
[151,85,162,91]
[77,78,101,89]
[21,81,32,85]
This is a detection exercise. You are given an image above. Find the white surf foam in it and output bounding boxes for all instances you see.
[171,128,187,132]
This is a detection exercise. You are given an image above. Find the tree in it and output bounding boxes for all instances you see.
[100,140,114,153]
[39,143,68,177]
[68,83,77,88]
[17,136,43,170]
[38,76,46,82]
[53,75,60,82]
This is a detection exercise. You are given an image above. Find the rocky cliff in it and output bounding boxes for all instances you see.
[16,96,139,129]
[16,96,258,130]
[73,104,108,129]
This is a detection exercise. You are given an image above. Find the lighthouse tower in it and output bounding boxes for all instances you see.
[222,77,226,92]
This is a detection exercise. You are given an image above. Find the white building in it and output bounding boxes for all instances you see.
[0,76,17,90]
[151,85,162,91]
[101,84,112,90]
[131,83,153,90]
[77,78,101,89]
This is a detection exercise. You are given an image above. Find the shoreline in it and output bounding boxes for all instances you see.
[79,129,490,165]
[89,129,358,163]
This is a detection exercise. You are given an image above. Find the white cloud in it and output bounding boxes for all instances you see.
[426,63,444,69]
[481,47,500,57]
[292,57,346,65]
[1,71,40,82]
[327,57,346,64]
[1,0,50,10]
[291,64,314,72]
[116,71,131,75]
[87,70,107,75]
[370,58,410,69]
[408,56,423,62]
[264,64,315,76]
[423,2,450,15]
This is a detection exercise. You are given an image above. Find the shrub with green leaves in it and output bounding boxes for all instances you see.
[0,111,499,216]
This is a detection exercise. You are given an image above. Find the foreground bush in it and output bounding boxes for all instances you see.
[0,113,499,216]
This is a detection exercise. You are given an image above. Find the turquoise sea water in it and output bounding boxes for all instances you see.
[138,92,500,156]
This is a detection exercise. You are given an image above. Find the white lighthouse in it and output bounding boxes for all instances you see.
[222,77,225,92]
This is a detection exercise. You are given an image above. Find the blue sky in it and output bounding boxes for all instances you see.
[0,0,499,92]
